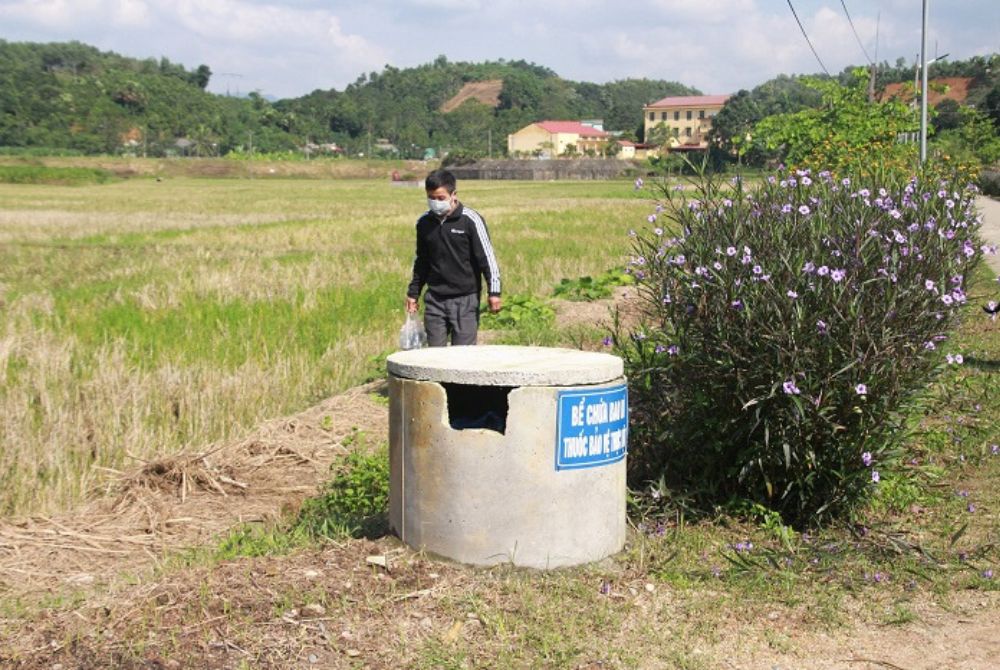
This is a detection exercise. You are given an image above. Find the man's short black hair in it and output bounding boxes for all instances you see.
[425,169,457,194]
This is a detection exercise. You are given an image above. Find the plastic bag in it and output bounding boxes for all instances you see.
[398,313,428,350]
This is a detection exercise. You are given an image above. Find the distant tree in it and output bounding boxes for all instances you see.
[192,64,212,90]
[753,69,917,173]
[933,99,962,132]
[710,75,821,166]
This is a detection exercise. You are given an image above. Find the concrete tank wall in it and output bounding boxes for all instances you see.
[388,375,626,569]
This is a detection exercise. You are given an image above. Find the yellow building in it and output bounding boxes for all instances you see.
[507,120,610,157]
[643,94,730,150]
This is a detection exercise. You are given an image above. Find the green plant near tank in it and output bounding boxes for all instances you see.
[294,435,389,540]
[480,294,554,330]
[553,267,634,301]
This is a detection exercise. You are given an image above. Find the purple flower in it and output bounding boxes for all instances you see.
[802,261,816,273]
[653,227,663,236]
[634,178,644,190]
[983,570,994,580]
[925,279,937,292]
[733,541,753,553]
[817,265,830,276]
[731,299,743,310]
[783,380,801,395]
[831,269,846,282]
[781,204,793,214]
[862,451,873,467]
[647,214,657,223]
[855,383,868,396]
[713,261,723,271]
[991,444,998,456]
[946,353,964,365]
[798,205,811,215]
[655,344,666,353]
[967,503,976,513]
[871,470,880,483]
[723,198,733,207]
[752,265,763,275]
[941,294,954,306]
[602,336,612,347]
[801,176,812,186]
[816,319,828,334]
[726,246,737,256]
[667,345,679,356]
[787,290,799,299]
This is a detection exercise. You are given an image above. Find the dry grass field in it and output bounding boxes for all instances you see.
[0,167,646,516]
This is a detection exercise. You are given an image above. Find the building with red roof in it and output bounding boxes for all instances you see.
[643,94,731,151]
[507,120,610,157]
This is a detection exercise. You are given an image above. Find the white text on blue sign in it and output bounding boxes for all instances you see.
[556,385,628,470]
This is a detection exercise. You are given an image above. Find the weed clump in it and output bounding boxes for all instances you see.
[294,443,389,540]
[617,166,988,525]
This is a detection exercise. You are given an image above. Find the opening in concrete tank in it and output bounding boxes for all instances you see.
[443,383,512,433]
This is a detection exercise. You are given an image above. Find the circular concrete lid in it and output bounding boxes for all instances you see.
[387,345,624,386]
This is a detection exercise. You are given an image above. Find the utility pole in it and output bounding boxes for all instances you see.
[218,72,244,97]
[919,0,929,163]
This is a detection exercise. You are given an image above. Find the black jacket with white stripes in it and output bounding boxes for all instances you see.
[407,202,501,300]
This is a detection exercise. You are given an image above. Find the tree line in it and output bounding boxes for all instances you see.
[0,42,695,158]
[1,41,996,168]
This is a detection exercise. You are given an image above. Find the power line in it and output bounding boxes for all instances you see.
[786,0,831,76]
[840,0,873,65]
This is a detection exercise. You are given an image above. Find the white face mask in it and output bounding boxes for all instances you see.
[427,197,452,217]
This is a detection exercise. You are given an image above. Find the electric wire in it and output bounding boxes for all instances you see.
[840,0,874,65]
[786,0,831,76]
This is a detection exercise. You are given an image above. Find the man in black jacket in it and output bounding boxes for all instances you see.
[406,169,502,346]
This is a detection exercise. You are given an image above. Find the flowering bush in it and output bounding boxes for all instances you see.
[617,166,989,524]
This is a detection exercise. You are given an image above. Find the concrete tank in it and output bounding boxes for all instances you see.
[387,345,627,569]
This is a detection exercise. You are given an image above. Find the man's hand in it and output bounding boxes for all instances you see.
[488,295,502,313]
[406,296,418,314]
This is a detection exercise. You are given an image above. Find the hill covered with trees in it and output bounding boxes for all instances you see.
[0,41,697,158]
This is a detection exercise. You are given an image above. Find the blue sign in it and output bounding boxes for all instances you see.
[555,385,628,470]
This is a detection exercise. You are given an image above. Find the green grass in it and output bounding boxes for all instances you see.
[0,164,115,185]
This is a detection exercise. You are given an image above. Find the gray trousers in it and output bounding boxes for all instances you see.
[423,292,480,346]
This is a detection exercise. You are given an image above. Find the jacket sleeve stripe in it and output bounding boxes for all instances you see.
[465,208,501,294]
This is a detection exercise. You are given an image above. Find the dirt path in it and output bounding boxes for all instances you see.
[977,195,1000,275]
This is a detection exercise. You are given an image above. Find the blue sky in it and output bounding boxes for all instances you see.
[1,0,996,99]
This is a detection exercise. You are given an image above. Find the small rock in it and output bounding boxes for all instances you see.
[304,603,326,617]
[429,572,440,579]
[366,555,388,569]
[644,583,655,593]
[308,654,318,664]
[303,570,321,579]
[341,630,354,640]
[346,649,361,658]
[420,617,433,629]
